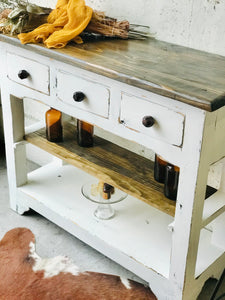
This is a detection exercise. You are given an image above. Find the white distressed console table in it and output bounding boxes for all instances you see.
[0,34,225,300]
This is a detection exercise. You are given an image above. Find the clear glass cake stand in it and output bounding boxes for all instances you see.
[81,180,127,220]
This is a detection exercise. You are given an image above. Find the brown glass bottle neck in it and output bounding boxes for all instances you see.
[156,155,167,166]
[174,166,180,172]
[77,120,93,133]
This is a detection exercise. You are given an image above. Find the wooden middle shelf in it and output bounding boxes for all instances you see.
[24,122,176,216]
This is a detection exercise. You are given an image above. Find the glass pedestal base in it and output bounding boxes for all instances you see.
[81,180,127,220]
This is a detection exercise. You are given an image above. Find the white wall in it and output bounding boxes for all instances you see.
[30,0,225,56]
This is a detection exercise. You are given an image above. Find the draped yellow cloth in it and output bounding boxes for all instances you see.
[18,0,93,48]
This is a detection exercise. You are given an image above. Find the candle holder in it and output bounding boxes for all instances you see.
[81,180,127,220]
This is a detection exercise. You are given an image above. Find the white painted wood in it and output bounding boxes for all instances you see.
[210,160,225,250]
[18,162,225,296]
[168,109,208,299]
[211,212,225,250]
[207,159,224,189]
[204,139,225,254]
[56,70,110,118]
[13,143,27,187]
[9,96,25,143]
[7,52,50,95]
[220,158,225,193]
[195,227,225,277]
[202,191,225,227]
[54,79,185,166]
[0,91,27,212]
[120,92,185,146]
[3,42,185,166]
[167,221,174,231]
[1,38,225,300]
[209,106,225,164]
[17,187,171,300]
[176,109,225,299]
[19,163,173,278]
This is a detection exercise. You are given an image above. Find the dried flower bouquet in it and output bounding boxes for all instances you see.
[0,0,150,41]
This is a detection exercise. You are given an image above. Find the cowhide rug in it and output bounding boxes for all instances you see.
[0,228,157,299]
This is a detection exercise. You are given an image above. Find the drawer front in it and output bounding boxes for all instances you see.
[120,93,185,146]
[57,70,110,118]
[7,53,50,95]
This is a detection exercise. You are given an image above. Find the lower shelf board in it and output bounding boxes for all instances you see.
[19,162,173,278]
[24,123,176,216]
[18,163,224,280]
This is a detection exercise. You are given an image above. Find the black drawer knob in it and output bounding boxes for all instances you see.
[73,91,85,102]
[18,70,30,80]
[142,116,155,127]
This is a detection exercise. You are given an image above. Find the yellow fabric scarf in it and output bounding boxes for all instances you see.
[18,0,93,48]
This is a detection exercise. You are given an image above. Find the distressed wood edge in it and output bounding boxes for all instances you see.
[0,34,220,112]
[211,93,225,111]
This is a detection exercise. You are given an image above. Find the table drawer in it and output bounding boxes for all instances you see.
[57,70,110,118]
[7,53,50,95]
[120,93,185,146]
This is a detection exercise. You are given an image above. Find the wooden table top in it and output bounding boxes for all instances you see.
[1,34,225,112]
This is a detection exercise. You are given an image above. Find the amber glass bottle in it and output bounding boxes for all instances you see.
[45,108,63,142]
[77,120,94,147]
[164,164,180,201]
[154,154,167,183]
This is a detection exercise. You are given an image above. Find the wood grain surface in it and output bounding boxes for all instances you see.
[1,34,225,111]
[25,122,176,216]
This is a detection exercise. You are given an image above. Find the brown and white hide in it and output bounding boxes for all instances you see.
[0,228,157,300]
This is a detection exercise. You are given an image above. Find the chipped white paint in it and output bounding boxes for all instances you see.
[29,242,80,278]
[120,92,185,147]
[57,70,110,118]
[120,277,131,289]
[7,53,50,95]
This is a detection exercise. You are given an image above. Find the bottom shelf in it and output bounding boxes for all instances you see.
[19,162,173,279]
[18,163,224,280]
